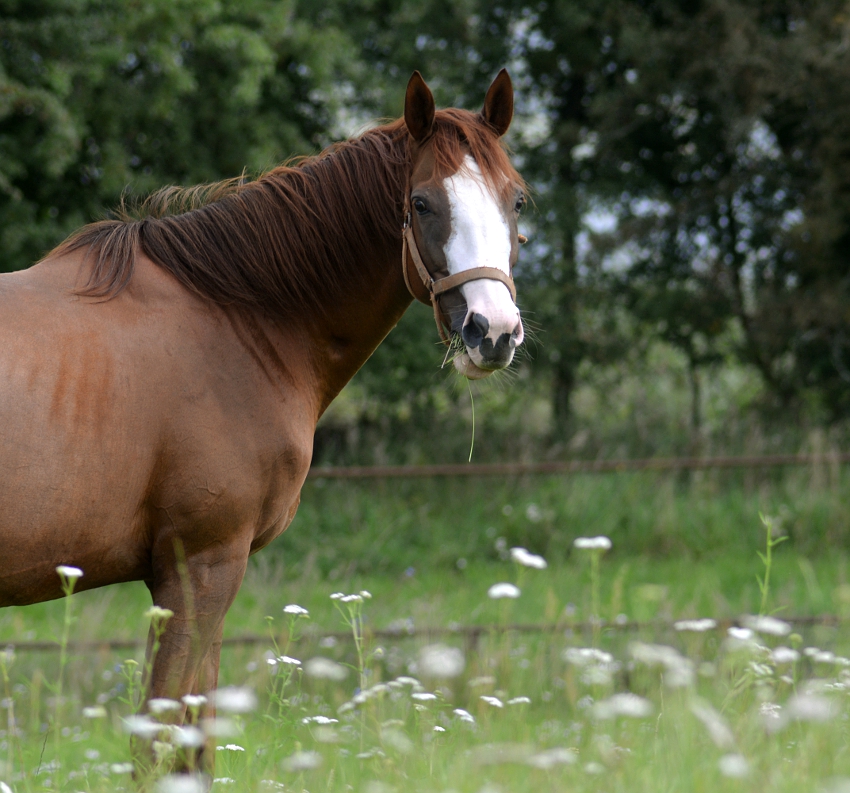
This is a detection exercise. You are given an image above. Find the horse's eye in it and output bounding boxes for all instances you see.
[515,196,525,213]
[412,198,429,215]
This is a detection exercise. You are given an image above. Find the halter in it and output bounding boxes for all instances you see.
[401,195,526,346]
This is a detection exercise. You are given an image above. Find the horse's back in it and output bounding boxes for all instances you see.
[0,253,313,606]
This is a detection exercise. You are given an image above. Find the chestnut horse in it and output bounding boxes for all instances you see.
[0,70,525,762]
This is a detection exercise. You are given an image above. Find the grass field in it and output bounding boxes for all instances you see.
[2,470,850,791]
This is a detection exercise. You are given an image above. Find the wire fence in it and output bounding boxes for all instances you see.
[305,453,850,480]
[6,453,845,655]
[7,614,845,654]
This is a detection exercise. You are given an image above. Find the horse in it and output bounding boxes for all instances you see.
[0,69,526,771]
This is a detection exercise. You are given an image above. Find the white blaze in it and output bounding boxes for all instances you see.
[442,156,522,366]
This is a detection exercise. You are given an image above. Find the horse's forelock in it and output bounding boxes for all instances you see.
[427,109,526,201]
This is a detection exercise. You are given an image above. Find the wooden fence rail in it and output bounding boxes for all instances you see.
[306,453,850,480]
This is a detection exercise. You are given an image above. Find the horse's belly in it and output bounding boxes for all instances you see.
[0,418,155,605]
[0,320,158,605]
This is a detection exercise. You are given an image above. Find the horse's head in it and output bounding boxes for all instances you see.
[403,70,526,379]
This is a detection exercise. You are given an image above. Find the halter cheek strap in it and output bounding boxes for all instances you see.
[401,198,522,347]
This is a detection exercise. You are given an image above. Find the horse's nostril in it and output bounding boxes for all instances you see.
[511,318,524,348]
[461,313,489,349]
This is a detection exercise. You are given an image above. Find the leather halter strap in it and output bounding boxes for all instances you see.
[401,198,519,347]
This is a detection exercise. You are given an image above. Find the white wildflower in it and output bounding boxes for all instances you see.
[303,657,348,681]
[749,661,773,677]
[277,655,301,666]
[510,547,547,569]
[785,693,837,723]
[488,582,521,599]
[814,650,837,664]
[581,665,615,686]
[181,694,207,708]
[433,725,446,732]
[453,708,475,723]
[283,604,308,615]
[56,565,83,579]
[480,695,504,708]
[564,647,614,666]
[200,717,238,737]
[210,687,258,714]
[411,692,437,701]
[122,714,162,738]
[727,627,755,641]
[156,775,207,793]
[172,726,204,748]
[419,644,465,678]
[282,750,323,772]
[148,698,181,715]
[302,716,338,725]
[507,696,531,705]
[219,744,245,752]
[690,700,734,749]
[594,693,653,720]
[82,705,107,719]
[526,747,577,769]
[771,646,800,664]
[674,618,717,632]
[382,728,414,754]
[110,763,134,774]
[718,754,749,778]
[740,615,792,636]
[760,702,782,724]
[359,590,372,599]
[573,536,612,551]
[329,592,345,599]
[340,594,363,603]
[144,606,174,621]
[629,642,694,687]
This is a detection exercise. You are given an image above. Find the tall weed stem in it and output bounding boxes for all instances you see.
[757,513,788,616]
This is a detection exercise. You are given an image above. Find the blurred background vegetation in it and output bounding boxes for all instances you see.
[4,0,850,465]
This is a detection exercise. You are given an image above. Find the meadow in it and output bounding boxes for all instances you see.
[2,468,850,792]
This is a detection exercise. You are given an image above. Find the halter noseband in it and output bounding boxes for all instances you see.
[401,195,525,347]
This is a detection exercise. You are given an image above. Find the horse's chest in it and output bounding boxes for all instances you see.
[154,422,312,554]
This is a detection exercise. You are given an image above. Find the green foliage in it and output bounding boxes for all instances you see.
[3,547,850,791]
[0,0,362,270]
[6,0,850,452]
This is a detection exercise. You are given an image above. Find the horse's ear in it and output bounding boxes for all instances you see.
[481,68,514,137]
[404,71,435,143]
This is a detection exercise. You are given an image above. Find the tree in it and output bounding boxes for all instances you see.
[0,0,364,272]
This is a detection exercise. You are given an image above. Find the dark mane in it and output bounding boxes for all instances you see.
[46,109,524,316]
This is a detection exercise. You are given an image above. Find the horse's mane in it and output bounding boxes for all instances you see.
[46,109,523,317]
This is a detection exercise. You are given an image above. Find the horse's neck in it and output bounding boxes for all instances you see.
[244,132,415,415]
[308,238,412,415]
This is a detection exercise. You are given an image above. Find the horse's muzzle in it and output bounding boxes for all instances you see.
[463,315,523,370]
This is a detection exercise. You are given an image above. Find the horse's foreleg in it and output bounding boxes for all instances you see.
[145,545,247,702]
[136,545,247,778]
[192,623,224,776]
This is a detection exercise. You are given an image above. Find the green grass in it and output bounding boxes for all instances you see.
[2,550,850,791]
[3,470,850,791]
[4,551,848,646]
[281,467,850,577]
